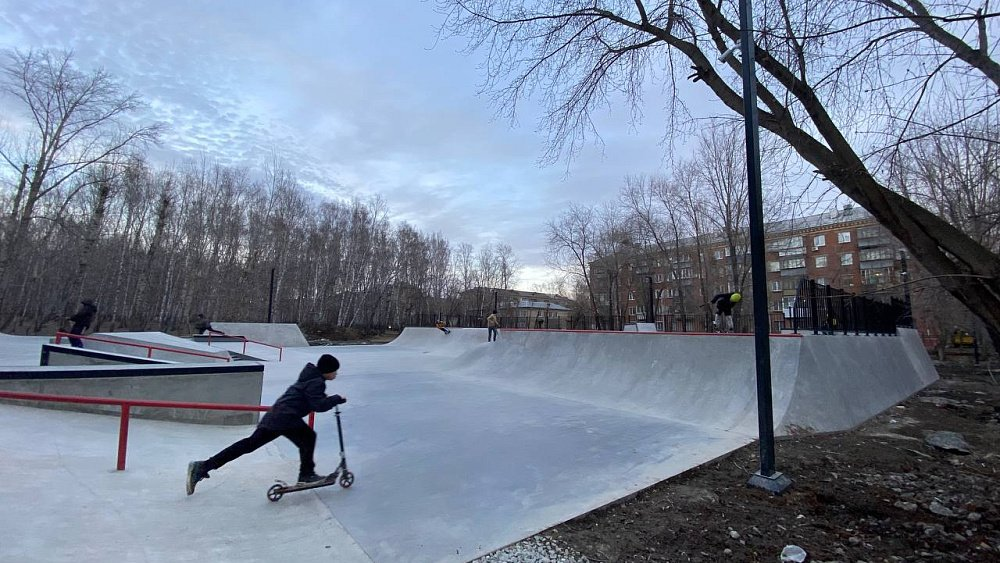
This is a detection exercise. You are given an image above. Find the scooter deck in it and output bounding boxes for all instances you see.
[274,472,339,493]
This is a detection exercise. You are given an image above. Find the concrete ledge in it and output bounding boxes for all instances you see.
[41,343,167,366]
[0,362,264,425]
[211,322,308,347]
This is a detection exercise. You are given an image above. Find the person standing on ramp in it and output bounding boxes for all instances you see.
[186,354,346,495]
[486,310,500,342]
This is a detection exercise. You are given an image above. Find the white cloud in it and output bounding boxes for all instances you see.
[0,0,693,291]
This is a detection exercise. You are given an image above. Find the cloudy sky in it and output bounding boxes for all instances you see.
[0,0,730,291]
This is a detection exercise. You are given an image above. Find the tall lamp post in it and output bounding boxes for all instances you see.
[735,0,792,494]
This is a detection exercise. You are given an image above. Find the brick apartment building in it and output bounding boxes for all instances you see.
[590,205,911,331]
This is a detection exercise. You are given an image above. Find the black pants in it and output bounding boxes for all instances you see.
[69,323,86,347]
[205,420,316,475]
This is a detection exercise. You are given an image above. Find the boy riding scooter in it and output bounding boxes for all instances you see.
[186,354,346,495]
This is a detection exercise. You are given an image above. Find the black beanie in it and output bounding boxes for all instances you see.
[317,354,339,374]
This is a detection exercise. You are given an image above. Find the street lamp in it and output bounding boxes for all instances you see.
[736,0,792,495]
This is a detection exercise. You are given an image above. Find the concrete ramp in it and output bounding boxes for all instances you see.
[392,327,936,435]
[211,322,308,347]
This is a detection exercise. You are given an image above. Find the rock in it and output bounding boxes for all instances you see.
[924,431,972,454]
[929,501,956,517]
[895,501,918,512]
[968,512,982,521]
[729,530,740,539]
[780,545,807,562]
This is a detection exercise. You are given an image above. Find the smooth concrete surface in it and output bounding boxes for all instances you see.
[212,322,309,347]
[0,327,937,562]
[0,362,264,424]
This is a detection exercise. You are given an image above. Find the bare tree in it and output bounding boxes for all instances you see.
[438,0,1000,348]
[545,203,603,322]
[0,49,161,318]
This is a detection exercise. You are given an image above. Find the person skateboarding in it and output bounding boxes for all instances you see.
[434,319,451,334]
[186,354,346,495]
[710,292,741,333]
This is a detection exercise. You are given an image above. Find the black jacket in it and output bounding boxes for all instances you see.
[70,302,97,329]
[259,363,344,431]
[711,293,736,315]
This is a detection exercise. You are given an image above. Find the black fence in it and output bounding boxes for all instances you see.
[781,278,909,336]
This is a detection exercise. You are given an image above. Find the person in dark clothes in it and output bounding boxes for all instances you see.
[192,313,224,335]
[710,292,741,333]
[67,299,97,347]
[186,354,346,495]
[193,313,212,335]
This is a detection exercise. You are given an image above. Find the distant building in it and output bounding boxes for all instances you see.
[589,205,912,331]
[458,288,575,329]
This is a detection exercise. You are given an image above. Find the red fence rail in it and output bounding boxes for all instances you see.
[0,390,314,470]
[54,332,232,362]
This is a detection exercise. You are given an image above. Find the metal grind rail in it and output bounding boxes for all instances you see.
[0,390,315,470]
[54,332,232,362]
[202,332,284,360]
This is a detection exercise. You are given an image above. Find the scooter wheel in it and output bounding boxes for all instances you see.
[339,471,354,488]
[267,483,285,502]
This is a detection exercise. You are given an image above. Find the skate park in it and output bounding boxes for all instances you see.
[0,325,936,562]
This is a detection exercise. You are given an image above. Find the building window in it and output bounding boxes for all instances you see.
[768,261,781,272]
[815,277,826,286]
[628,291,635,301]
[713,249,724,260]
[770,280,781,292]
[815,255,827,268]
[782,258,806,269]
[841,253,853,266]
[627,306,637,315]
[838,231,852,244]
[654,274,664,283]
[860,248,894,261]
[813,234,826,248]
[783,277,804,290]
[768,236,804,252]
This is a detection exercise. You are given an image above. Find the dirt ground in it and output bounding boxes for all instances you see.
[544,361,1000,562]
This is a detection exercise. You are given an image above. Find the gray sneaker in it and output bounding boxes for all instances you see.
[187,461,210,495]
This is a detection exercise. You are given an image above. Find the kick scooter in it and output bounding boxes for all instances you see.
[267,405,354,501]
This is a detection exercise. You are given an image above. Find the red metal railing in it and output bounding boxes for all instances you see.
[54,332,231,362]
[0,390,315,470]
[203,333,284,361]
